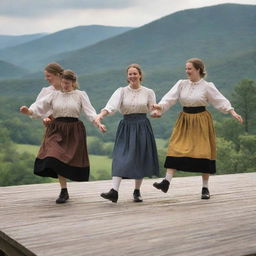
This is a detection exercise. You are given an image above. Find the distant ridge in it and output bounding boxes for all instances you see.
[0,4,255,92]
[0,25,133,71]
[0,60,28,79]
[52,4,256,74]
[1,48,255,98]
[0,33,46,49]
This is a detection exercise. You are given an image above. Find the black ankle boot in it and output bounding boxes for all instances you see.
[133,189,143,203]
[100,188,118,203]
[153,179,170,193]
[56,188,69,204]
[201,187,210,199]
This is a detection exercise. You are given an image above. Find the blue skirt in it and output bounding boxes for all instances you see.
[112,113,159,179]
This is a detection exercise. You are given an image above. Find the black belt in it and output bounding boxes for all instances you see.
[123,113,147,120]
[55,117,78,122]
[183,106,206,113]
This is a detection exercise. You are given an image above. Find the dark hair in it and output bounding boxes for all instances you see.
[186,58,207,78]
[127,63,143,81]
[62,69,79,89]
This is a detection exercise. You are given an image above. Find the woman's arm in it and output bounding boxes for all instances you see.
[80,91,107,133]
[229,109,243,123]
[154,80,182,114]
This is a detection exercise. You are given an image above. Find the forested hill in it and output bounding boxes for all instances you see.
[0,3,255,139]
[53,3,256,74]
[0,60,29,79]
[0,25,132,71]
[0,3,255,98]
[0,33,46,49]
[1,48,255,100]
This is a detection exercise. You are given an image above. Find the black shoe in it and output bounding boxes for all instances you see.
[201,187,210,200]
[101,188,118,203]
[153,179,170,193]
[56,188,69,204]
[133,189,143,203]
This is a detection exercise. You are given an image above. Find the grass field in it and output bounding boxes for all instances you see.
[155,138,167,149]
[16,144,39,155]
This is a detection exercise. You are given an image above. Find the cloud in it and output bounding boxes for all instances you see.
[0,0,255,35]
[0,0,136,17]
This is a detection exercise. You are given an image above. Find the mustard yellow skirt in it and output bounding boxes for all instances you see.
[164,107,216,174]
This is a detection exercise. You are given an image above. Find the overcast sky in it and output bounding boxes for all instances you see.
[1,0,255,35]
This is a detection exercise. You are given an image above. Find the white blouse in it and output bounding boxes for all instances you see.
[159,79,234,114]
[35,85,56,101]
[103,85,156,115]
[29,89,97,122]
[30,85,56,118]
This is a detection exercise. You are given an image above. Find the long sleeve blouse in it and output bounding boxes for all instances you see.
[158,79,234,114]
[29,89,97,122]
[103,85,156,115]
[35,85,56,101]
[29,85,56,118]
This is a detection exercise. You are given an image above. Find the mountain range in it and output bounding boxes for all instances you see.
[0,60,28,79]
[0,25,132,72]
[0,33,46,49]
[0,3,255,141]
[0,3,255,97]
[54,3,256,75]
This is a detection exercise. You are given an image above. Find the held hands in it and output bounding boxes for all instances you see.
[94,114,107,133]
[152,104,163,111]
[94,120,107,133]
[229,109,243,123]
[151,110,162,118]
[20,106,32,115]
[98,123,107,133]
[150,104,163,118]
[95,113,104,124]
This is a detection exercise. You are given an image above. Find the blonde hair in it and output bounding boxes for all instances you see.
[186,58,207,78]
[62,69,79,89]
[126,63,143,81]
[44,62,64,76]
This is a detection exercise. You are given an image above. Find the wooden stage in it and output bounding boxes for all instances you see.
[0,173,256,256]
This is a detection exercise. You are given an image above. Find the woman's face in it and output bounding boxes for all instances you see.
[44,71,59,85]
[127,67,141,84]
[185,62,200,81]
[61,79,74,92]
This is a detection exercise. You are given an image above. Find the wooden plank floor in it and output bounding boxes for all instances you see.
[1,173,256,256]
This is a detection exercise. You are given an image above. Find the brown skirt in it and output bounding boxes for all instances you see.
[34,117,90,181]
[164,107,216,174]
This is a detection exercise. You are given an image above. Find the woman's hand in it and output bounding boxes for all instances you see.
[152,104,163,111]
[98,123,107,133]
[43,116,54,126]
[229,109,243,123]
[151,110,162,118]
[93,118,107,133]
[150,104,163,118]
[95,114,103,124]
[20,106,32,115]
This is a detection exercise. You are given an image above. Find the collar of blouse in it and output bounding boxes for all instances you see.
[128,84,142,91]
[189,78,203,85]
